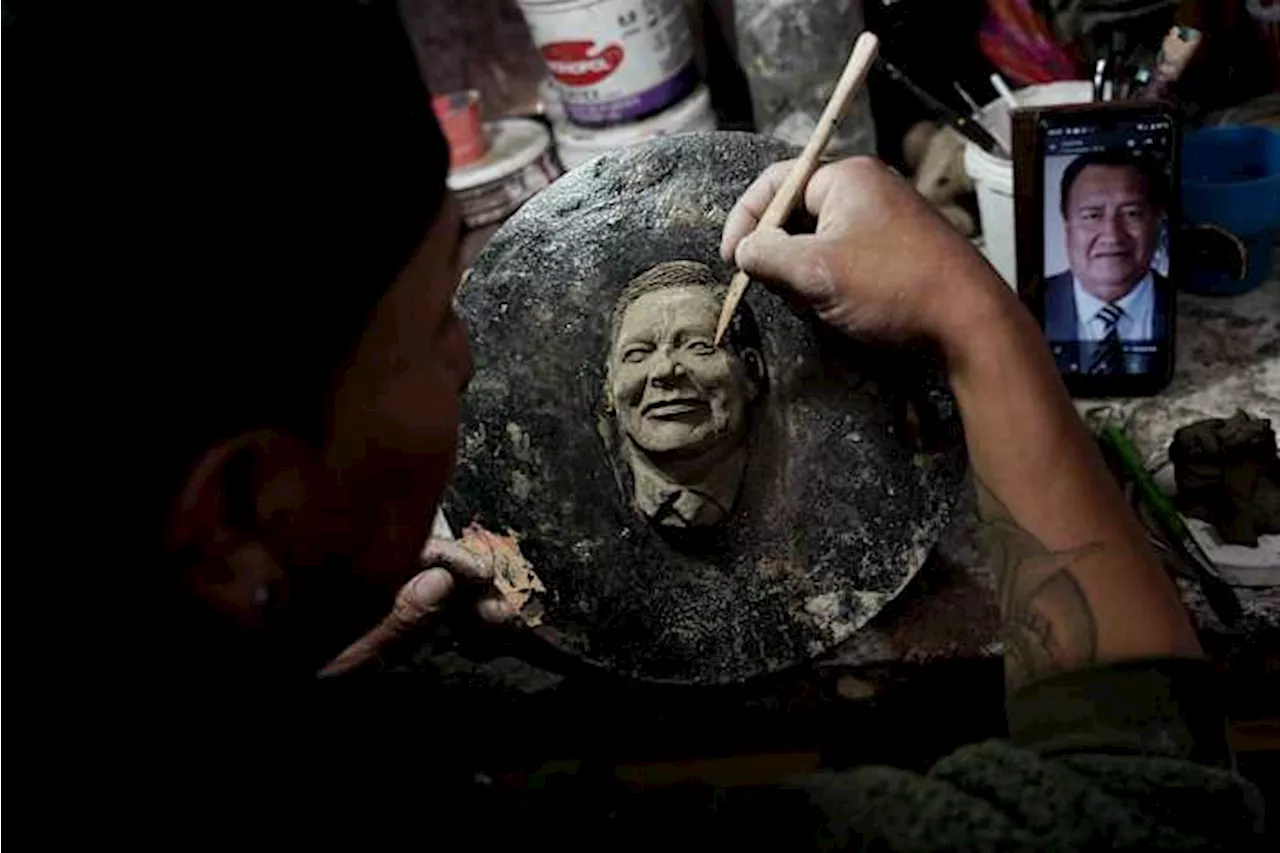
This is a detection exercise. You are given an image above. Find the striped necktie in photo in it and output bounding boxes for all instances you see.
[1089,303,1125,375]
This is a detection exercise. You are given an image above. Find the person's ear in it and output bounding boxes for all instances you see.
[741,348,764,402]
[167,430,339,624]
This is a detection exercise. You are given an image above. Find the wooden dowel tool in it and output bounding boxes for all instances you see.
[714,31,880,346]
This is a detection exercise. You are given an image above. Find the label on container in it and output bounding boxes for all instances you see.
[518,0,696,126]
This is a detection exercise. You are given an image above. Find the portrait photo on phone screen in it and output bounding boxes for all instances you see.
[1041,116,1173,376]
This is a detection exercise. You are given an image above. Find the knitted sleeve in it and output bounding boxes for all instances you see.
[784,659,1265,851]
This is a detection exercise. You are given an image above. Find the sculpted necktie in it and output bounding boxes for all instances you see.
[1089,303,1125,375]
[652,487,727,527]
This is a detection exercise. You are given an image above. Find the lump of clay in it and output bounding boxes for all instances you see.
[1172,410,1280,546]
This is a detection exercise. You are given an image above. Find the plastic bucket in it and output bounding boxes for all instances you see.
[962,81,1092,287]
[1182,125,1280,294]
[554,85,716,170]
[517,0,697,127]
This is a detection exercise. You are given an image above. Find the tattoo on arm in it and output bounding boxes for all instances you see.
[976,479,1100,691]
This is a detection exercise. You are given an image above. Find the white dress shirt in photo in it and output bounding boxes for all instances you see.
[1072,272,1155,342]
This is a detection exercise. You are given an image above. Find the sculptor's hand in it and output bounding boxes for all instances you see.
[318,537,511,677]
[721,157,1007,344]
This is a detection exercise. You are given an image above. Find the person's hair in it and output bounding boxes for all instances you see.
[138,0,450,517]
[1059,150,1166,217]
[607,261,764,376]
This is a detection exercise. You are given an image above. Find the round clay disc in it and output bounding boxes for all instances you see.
[449,132,966,683]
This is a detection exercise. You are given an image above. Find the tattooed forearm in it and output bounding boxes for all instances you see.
[976,479,1100,691]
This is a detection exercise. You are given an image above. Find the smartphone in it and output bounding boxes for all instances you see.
[1013,102,1179,397]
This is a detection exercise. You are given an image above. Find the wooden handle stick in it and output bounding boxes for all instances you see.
[714,31,880,346]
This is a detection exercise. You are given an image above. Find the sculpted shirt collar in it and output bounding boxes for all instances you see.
[628,445,746,528]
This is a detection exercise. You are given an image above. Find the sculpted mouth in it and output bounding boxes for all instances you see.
[642,398,708,419]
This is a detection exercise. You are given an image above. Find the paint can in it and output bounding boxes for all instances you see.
[516,0,697,128]
[554,84,716,169]
[447,118,562,228]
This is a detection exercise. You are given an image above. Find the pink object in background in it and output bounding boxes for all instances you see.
[980,0,1079,85]
[432,90,489,169]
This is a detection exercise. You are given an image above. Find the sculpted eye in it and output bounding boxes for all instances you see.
[686,340,715,356]
[622,346,652,364]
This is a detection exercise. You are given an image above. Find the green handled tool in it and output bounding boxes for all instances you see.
[1100,424,1242,625]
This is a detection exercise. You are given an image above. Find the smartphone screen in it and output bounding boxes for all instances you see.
[1015,105,1178,396]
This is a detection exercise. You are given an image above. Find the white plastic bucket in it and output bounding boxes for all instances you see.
[517,0,697,127]
[554,84,716,170]
[962,81,1092,287]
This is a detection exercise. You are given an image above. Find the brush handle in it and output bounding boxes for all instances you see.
[1101,425,1241,624]
[880,58,1004,154]
[1102,426,1187,538]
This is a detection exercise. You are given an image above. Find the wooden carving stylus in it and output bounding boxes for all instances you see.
[714,31,880,346]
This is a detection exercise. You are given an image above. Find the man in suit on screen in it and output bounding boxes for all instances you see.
[1043,150,1170,375]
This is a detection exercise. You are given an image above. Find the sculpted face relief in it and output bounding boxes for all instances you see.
[607,262,762,528]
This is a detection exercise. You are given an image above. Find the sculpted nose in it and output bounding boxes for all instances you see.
[649,348,686,385]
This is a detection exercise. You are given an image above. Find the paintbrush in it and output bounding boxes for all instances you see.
[714,31,880,346]
[1099,424,1242,625]
[953,82,982,115]
[1140,25,1202,101]
[879,58,1006,155]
